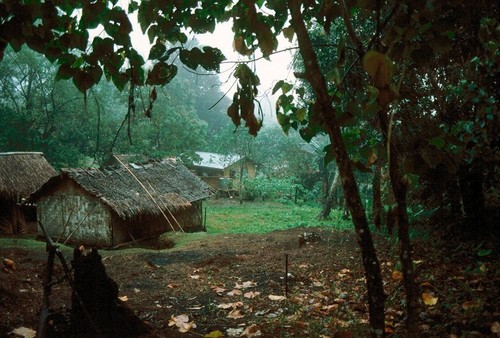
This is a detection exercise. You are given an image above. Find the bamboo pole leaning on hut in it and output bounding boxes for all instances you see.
[113,156,184,232]
[145,180,185,232]
[63,203,98,245]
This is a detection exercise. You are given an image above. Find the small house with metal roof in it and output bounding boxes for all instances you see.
[192,151,256,194]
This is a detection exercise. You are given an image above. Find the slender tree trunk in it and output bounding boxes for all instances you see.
[317,168,340,220]
[447,176,463,219]
[377,109,419,336]
[239,157,245,204]
[458,161,485,234]
[288,2,385,336]
[372,160,383,230]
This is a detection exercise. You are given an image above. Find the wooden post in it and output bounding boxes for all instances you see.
[203,207,207,231]
[285,254,289,298]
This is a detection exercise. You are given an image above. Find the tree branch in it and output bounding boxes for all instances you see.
[367,0,403,50]
[91,88,101,165]
[341,0,365,55]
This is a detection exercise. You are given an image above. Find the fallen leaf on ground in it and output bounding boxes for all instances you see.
[268,295,286,301]
[491,321,500,333]
[227,308,245,319]
[211,286,226,294]
[241,323,262,337]
[190,275,200,279]
[217,302,243,309]
[321,304,339,313]
[244,291,261,298]
[167,283,179,288]
[235,281,257,289]
[9,327,36,338]
[204,330,224,337]
[226,327,244,336]
[254,309,270,316]
[189,305,204,310]
[461,301,481,310]
[392,270,403,281]
[420,281,433,288]
[421,292,438,306]
[118,295,128,301]
[332,318,350,328]
[267,308,284,318]
[168,314,197,333]
[227,289,243,296]
[3,258,16,271]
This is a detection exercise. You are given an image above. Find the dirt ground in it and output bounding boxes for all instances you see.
[1,225,499,337]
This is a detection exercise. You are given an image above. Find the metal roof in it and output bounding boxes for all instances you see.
[194,151,242,170]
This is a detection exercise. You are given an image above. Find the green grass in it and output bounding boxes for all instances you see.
[0,235,77,257]
[0,236,46,249]
[204,199,352,234]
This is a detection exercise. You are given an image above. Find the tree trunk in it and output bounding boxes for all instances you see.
[372,160,383,230]
[288,2,386,336]
[317,168,340,220]
[458,161,485,234]
[377,109,419,336]
[447,176,463,218]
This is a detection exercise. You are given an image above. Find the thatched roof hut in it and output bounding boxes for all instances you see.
[32,158,214,247]
[55,159,212,219]
[0,152,57,201]
[0,152,56,235]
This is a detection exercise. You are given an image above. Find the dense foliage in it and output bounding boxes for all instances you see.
[0,46,315,176]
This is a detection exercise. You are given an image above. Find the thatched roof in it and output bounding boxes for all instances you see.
[102,154,149,167]
[32,158,213,219]
[0,152,57,201]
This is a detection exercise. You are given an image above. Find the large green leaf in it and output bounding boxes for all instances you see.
[146,62,177,85]
[179,47,202,70]
[199,46,226,72]
[72,68,96,92]
[80,1,108,29]
[148,42,166,60]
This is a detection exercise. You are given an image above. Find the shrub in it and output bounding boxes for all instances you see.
[242,177,303,202]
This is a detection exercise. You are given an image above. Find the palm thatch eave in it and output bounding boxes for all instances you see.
[0,152,57,201]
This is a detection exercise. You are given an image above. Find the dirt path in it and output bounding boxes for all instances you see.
[1,227,499,337]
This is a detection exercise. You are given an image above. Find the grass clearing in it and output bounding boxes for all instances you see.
[0,236,46,249]
[205,199,352,234]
